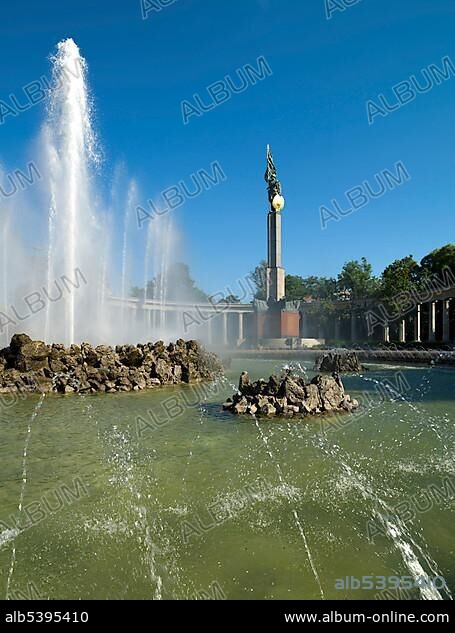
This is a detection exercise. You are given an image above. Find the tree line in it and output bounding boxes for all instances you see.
[251,244,455,307]
[130,244,454,308]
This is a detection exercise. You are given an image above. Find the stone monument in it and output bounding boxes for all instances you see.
[255,146,301,346]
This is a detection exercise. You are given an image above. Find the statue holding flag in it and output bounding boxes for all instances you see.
[264,145,285,212]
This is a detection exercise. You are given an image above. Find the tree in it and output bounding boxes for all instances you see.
[379,256,420,303]
[420,244,455,277]
[285,275,307,300]
[313,277,338,300]
[131,262,208,303]
[338,257,379,300]
[218,294,241,304]
[130,286,144,300]
[285,275,337,300]
[250,260,268,300]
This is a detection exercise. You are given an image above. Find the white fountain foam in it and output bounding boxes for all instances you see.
[5,392,45,599]
[0,529,20,550]
[314,435,450,600]
[1,38,197,347]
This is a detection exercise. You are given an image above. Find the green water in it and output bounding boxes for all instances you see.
[0,359,453,601]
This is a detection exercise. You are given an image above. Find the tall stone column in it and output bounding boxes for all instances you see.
[443,300,450,342]
[238,312,244,344]
[398,319,406,343]
[266,211,285,302]
[428,302,436,342]
[414,304,421,342]
[265,146,286,302]
[383,325,390,343]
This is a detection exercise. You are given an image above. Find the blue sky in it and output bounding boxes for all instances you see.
[1,0,454,295]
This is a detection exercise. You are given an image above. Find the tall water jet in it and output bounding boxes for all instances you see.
[142,214,175,340]
[1,213,9,347]
[121,180,137,331]
[2,38,184,346]
[158,217,173,335]
[43,38,100,345]
[144,220,153,305]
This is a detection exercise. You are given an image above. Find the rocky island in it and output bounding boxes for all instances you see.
[315,350,363,373]
[223,370,359,418]
[0,334,222,395]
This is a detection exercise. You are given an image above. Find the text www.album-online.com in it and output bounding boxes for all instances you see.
[283,612,450,624]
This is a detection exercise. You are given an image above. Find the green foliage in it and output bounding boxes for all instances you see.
[131,262,208,303]
[250,260,268,300]
[379,256,420,304]
[338,257,379,299]
[130,286,144,299]
[420,244,455,277]
[285,275,337,300]
[218,294,241,304]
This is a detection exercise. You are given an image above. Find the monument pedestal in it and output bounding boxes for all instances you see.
[255,302,300,343]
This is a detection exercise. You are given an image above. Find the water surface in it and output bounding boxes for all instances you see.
[0,359,453,600]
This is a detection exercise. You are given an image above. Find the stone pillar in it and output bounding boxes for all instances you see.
[398,319,406,343]
[383,325,390,343]
[443,300,450,343]
[428,302,436,342]
[350,313,357,342]
[414,304,421,342]
[238,312,244,344]
[266,210,285,302]
[222,311,228,346]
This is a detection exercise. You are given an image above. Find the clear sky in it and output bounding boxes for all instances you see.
[1,0,454,295]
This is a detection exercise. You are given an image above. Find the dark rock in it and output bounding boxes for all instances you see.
[9,333,33,354]
[233,396,249,414]
[315,351,362,373]
[267,374,281,396]
[81,343,99,366]
[118,345,143,368]
[0,334,223,396]
[15,340,50,372]
[278,375,306,404]
[238,371,251,395]
[224,370,359,419]
[302,384,321,412]
[311,374,344,411]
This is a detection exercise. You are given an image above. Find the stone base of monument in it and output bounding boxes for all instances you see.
[300,338,326,349]
[257,337,325,349]
[255,304,300,339]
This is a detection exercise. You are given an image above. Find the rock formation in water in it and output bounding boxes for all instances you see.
[315,350,362,373]
[223,370,359,418]
[0,334,222,395]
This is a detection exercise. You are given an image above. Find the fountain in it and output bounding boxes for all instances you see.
[0,38,183,348]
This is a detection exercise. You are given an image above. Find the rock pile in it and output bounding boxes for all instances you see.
[223,370,359,418]
[0,334,222,395]
[315,350,362,373]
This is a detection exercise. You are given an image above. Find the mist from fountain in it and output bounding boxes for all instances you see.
[0,38,189,348]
